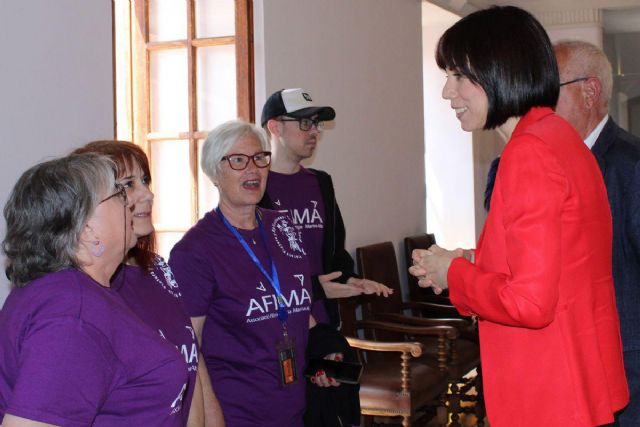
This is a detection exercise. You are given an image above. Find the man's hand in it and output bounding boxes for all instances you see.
[346,277,393,297]
[319,272,393,298]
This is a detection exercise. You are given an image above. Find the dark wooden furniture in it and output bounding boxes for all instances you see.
[357,241,485,426]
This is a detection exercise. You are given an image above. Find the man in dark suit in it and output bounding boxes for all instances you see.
[555,40,640,427]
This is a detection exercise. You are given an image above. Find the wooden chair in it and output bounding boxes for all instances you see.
[339,295,453,427]
[357,241,485,426]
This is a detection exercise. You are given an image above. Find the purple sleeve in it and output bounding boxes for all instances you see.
[7,317,114,427]
[169,240,216,317]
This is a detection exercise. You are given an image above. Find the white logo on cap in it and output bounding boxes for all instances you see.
[282,88,315,113]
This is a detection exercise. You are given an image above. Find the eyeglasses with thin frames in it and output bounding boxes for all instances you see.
[100,184,128,206]
[221,151,272,171]
[278,117,325,131]
[559,77,590,87]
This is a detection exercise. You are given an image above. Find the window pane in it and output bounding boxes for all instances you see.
[149,0,187,42]
[156,231,186,260]
[150,49,188,133]
[195,0,235,38]
[151,140,192,229]
[197,45,237,131]
[198,139,220,217]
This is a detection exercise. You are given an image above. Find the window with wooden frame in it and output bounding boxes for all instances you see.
[113,0,254,257]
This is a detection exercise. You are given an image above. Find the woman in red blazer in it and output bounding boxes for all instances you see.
[410,6,629,426]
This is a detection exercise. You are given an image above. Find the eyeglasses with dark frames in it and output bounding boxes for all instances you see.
[100,184,128,206]
[277,117,325,131]
[559,77,590,87]
[221,151,272,171]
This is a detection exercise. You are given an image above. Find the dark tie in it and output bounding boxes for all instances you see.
[484,156,500,211]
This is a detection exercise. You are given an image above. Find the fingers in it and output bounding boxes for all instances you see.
[417,276,433,288]
[412,248,430,263]
[319,271,343,283]
[408,265,427,277]
[417,276,444,294]
[347,278,394,297]
[310,370,340,387]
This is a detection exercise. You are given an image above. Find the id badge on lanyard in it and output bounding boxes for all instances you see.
[277,328,297,386]
[217,208,297,386]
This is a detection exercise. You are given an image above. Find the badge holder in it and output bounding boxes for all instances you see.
[277,327,297,386]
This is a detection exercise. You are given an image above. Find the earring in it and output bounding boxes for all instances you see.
[90,240,106,257]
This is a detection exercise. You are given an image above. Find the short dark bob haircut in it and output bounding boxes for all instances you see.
[436,6,559,130]
[3,154,116,287]
[73,140,156,270]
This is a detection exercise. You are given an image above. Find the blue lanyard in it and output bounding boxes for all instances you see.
[216,208,288,324]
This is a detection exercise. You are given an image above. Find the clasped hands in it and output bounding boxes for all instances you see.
[408,244,474,295]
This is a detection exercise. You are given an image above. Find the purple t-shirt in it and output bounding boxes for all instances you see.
[0,268,188,427]
[169,208,312,427]
[114,256,198,425]
[266,167,329,324]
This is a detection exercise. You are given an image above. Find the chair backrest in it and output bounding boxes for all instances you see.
[403,234,451,301]
[355,241,405,321]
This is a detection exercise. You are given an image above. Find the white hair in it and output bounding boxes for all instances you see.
[555,40,613,106]
[200,120,270,182]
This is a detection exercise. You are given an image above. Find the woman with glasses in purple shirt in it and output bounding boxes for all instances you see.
[170,120,339,426]
[0,153,189,427]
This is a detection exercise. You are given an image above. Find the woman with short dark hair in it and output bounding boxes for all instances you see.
[0,154,189,427]
[410,6,628,426]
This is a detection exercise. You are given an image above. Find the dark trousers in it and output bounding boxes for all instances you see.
[614,350,640,426]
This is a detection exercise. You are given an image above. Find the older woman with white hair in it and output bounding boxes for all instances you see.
[169,120,324,426]
[0,154,189,427]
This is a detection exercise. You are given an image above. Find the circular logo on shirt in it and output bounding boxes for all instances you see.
[271,215,306,259]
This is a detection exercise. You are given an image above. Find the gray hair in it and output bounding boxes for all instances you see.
[201,120,270,182]
[555,40,613,106]
[3,154,116,287]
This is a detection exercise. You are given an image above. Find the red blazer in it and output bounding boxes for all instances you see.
[449,107,628,426]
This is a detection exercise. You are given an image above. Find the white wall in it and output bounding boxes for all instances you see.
[547,25,603,47]
[422,2,477,250]
[0,0,114,305]
[254,0,426,285]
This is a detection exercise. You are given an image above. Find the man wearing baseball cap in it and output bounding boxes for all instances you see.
[259,88,391,328]
[259,87,391,426]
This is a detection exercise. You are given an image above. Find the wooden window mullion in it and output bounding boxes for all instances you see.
[235,0,253,121]
[187,0,199,224]
[131,0,150,154]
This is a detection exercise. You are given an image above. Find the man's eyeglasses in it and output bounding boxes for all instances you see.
[559,77,590,87]
[100,184,128,206]
[221,151,272,171]
[278,117,325,131]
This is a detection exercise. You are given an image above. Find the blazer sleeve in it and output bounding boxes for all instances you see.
[448,136,568,328]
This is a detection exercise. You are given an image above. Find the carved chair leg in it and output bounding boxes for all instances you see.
[449,382,462,427]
